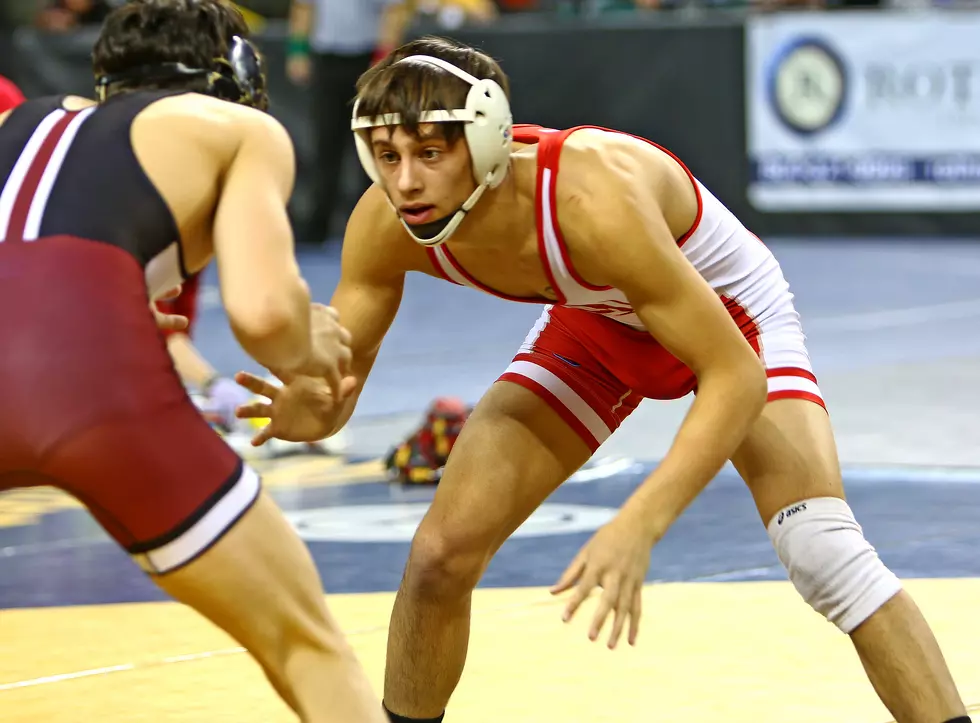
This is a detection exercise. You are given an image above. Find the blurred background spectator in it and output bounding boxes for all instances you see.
[284,0,399,244]
[37,0,116,31]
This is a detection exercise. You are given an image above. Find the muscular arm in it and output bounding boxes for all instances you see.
[559,143,768,539]
[212,111,318,376]
[324,192,408,434]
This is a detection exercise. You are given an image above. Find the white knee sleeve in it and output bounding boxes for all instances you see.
[767,497,903,634]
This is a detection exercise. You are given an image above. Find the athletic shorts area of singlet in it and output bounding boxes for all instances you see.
[0,94,260,574]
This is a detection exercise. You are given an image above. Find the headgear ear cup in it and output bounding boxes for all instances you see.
[350,54,514,247]
[207,36,269,110]
[463,77,512,189]
[351,98,381,185]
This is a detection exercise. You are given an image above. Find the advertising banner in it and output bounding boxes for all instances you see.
[747,12,980,211]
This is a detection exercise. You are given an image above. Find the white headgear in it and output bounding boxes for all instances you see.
[350,54,514,247]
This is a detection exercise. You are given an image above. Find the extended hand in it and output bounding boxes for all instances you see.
[550,510,654,649]
[234,372,357,447]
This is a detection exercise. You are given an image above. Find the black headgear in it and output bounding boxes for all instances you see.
[95,35,268,111]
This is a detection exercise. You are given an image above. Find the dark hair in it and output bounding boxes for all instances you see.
[92,0,249,97]
[354,36,510,146]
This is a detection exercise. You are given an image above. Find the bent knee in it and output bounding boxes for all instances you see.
[767,497,902,634]
[406,525,493,599]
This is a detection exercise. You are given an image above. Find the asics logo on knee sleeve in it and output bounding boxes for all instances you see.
[777,502,807,525]
[767,496,902,633]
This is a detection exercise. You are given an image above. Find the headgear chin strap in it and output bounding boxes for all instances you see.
[95,36,269,111]
[350,54,514,247]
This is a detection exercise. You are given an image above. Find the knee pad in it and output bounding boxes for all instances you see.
[767,497,903,634]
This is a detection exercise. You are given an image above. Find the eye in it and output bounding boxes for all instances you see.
[421,148,442,160]
[378,151,398,164]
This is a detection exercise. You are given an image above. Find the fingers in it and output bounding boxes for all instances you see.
[250,424,275,447]
[606,580,635,650]
[158,285,182,301]
[553,557,644,649]
[336,343,353,377]
[588,575,620,643]
[628,587,642,647]
[338,375,359,400]
[235,401,273,420]
[550,551,586,596]
[311,303,339,321]
[322,364,343,403]
[309,304,354,380]
[562,568,598,624]
[234,372,280,400]
[582,576,641,650]
[156,313,189,332]
[552,549,593,624]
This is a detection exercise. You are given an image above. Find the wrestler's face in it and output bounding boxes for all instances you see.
[369,124,476,227]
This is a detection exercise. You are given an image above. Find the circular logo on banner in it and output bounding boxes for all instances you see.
[767,37,847,136]
[286,503,618,543]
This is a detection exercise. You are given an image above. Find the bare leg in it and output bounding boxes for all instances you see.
[732,400,966,723]
[153,491,387,723]
[383,382,593,719]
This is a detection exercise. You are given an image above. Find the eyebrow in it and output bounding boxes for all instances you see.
[370,132,447,149]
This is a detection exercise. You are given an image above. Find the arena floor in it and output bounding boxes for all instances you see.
[2,237,979,722]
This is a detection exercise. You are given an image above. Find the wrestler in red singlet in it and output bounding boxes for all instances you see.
[236,36,972,723]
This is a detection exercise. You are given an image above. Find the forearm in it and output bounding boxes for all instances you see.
[625,363,767,538]
[166,333,218,390]
[229,282,317,376]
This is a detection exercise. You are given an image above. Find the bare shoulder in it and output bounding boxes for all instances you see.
[557,129,674,209]
[63,95,98,111]
[555,128,697,245]
[552,129,661,251]
[341,184,427,282]
[136,94,293,159]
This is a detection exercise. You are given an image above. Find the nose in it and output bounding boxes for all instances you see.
[395,157,424,195]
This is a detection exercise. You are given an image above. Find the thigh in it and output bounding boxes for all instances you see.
[151,490,329,649]
[420,307,640,554]
[731,398,843,526]
[728,290,842,523]
[43,381,261,575]
[422,381,592,556]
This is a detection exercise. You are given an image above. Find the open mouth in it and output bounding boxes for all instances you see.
[399,205,437,225]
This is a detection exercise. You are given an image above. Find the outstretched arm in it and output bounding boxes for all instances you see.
[235,190,409,444]
[212,112,317,376]
[550,141,767,648]
[321,194,408,435]
[561,150,766,535]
